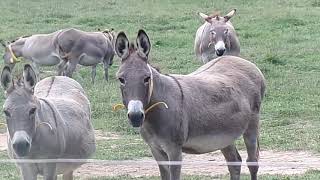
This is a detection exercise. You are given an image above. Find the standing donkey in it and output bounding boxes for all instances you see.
[194,9,240,63]
[114,30,265,180]
[1,28,115,83]
[1,64,96,180]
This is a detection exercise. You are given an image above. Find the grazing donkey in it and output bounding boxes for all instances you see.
[115,30,265,180]
[57,28,115,82]
[1,64,96,180]
[194,9,240,63]
[1,28,115,83]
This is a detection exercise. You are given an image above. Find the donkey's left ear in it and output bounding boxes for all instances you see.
[23,64,37,90]
[224,9,236,22]
[136,29,151,58]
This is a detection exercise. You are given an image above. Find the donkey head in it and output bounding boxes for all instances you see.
[1,64,38,157]
[115,30,152,127]
[199,9,236,56]
[1,38,23,64]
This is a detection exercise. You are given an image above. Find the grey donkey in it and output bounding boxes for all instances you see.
[114,30,265,180]
[1,28,115,83]
[194,9,240,63]
[1,64,96,180]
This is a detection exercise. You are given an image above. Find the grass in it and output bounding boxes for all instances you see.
[0,0,320,179]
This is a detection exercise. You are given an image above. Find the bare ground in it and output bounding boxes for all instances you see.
[1,132,320,178]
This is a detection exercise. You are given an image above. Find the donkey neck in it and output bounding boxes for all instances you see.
[147,67,183,110]
[11,38,26,57]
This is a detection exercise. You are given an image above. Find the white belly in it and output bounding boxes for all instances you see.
[183,134,237,154]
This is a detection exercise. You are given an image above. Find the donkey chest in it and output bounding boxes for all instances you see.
[182,134,237,154]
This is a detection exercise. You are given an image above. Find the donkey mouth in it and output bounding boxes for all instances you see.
[128,112,145,127]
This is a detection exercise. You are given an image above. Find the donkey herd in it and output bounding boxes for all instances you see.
[0,9,266,180]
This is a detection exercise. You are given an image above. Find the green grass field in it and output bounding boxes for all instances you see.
[0,0,320,179]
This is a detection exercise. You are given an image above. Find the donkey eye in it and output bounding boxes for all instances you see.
[210,31,216,35]
[144,77,150,84]
[3,110,10,117]
[29,108,36,115]
[224,29,229,34]
[118,78,125,85]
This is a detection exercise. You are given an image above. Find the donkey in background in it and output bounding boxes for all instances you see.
[1,64,96,180]
[115,30,265,180]
[194,9,240,63]
[1,28,115,83]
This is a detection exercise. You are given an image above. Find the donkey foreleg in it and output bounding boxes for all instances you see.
[43,163,57,180]
[103,54,113,81]
[91,65,97,84]
[65,58,78,78]
[19,164,37,180]
[150,147,170,180]
[57,60,67,76]
[166,147,182,180]
[221,144,242,180]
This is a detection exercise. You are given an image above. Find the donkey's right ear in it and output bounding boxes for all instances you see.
[198,12,212,23]
[114,32,130,60]
[23,64,37,90]
[1,66,12,91]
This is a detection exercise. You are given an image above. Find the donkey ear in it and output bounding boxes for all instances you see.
[198,12,212,23]
[23,64,37,90]
[136,29,151,57]
[224,9,236,22]
[0,40,7,48]
[1,66,12,91]
[115,32,130,60]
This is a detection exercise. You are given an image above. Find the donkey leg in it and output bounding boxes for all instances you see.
[221,144,242,180]
[103,56,112,81]
[19,164,37,180]
[91,65,97,84]
[62,171,73,180]
[65,59,78,78]
[167,147,182,180]
[243,119,260,180]
[151,148,170,180]
[31,62,40,81]
[43,163,57,180]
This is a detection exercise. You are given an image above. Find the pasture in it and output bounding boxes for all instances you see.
[0,0,320,179]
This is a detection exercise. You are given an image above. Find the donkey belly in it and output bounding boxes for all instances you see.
[33,53,61,66]
[182,134,237,154]
[79,53,102,66]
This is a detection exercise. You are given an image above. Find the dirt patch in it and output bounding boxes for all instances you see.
[74,150,320,178]
[1,133,319,178]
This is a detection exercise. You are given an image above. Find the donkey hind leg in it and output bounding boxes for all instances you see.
[103,54,113,81]
[91,65,97,84]
[150,148,170,180]
[44,163,57,180]
[221,144,242,180]
[65,59,79,78]
[62,171,73,180]
[243,119,260,180]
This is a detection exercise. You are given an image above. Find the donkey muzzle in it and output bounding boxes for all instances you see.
[127,100,145,127]
[215,41,226,56]
[12,131,31,157]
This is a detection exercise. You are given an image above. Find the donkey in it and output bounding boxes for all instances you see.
[56,28,115,83]
[1,64,96,180]
[114,30,265,180]
[194,9,240,63]
[1,28,115,83]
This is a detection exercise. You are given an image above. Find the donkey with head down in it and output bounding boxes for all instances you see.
[115,30,265,180]
[194,9,240,63]
[1,64,95,180]
[1,27,115,83]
